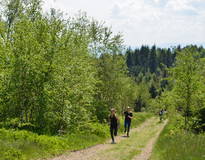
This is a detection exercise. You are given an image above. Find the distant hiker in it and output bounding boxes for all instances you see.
[124,107,133,137]
[159,109,164,121]
[109,108,119,144]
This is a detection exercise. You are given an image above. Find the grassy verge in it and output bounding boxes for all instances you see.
[150,115,205,160]
[0,127,108,160]
[0,112,152,160]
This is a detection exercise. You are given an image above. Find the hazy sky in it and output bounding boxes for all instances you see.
[43,0,205,47]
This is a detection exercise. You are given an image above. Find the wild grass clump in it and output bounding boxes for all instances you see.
[151,115,205,160]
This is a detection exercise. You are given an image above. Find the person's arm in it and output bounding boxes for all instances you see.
[128,112,133,119]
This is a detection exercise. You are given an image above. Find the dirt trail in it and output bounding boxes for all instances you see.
[133,120,167,160]
[50,118,167,160]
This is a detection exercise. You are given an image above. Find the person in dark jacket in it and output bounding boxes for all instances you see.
[109,108,119,144]
[124,107,133,137]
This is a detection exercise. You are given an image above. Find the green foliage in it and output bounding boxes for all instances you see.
[149,90,175,114]
[0,0,137,135]
[2,148,25,160]
[0,128,67,160]
[192,107,205,133]
[0,125,108,160]
[149,46,205,132]
[78,122,109,137]
[149,47,205,160]
[0,118,36,131]
[169,47,205,130]
[134,83,151,112]
[95,53,138,121]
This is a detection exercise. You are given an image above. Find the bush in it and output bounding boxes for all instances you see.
[0,118,20,129]
[192,107,205,133]
[0,118,37,132]
[2,149,25,160]
[79,122,109,137]
[0,128,69,159]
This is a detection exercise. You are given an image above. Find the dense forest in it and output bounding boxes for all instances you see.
[126,45,205,122]
[0,0,205,160]
[0,0,138,135]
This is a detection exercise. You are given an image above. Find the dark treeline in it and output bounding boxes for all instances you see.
[126,45,205,89]
[126,45,176,75]
[126,45,205,75]
[126,45,205,78]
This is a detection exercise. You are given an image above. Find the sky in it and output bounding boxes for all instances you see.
[43,0,205,48]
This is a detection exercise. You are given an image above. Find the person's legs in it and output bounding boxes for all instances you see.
[110,127,115,143]
[160,115,162,122]
[124,121,128,133]
[114,127,118,136]
[127,121,131,137]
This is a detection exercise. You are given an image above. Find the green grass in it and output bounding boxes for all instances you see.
[0,112,152,160]
[0,127,108,160]
[150,116,205,160]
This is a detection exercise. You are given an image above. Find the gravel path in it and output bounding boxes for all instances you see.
[49,118,167,160]
[133,120,168,160]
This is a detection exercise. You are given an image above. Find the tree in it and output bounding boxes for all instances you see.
[134,83,150,112]
[170,48,205,130]
[149,45,157,73]
[0,0,136,134]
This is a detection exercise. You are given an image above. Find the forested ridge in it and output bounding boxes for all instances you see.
[0,0,205,160]
[126,45,205,113]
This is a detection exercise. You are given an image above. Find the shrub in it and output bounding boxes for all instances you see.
[192,107,205,133]
[2,149,25,160]
[79,122,109,137]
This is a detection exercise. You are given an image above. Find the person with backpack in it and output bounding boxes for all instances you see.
[109,108,119,144]
[124,107,133,137]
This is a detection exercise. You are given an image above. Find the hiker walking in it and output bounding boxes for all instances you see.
[109,108,119,144]
[159,109,164,122]
[124,107,133,137]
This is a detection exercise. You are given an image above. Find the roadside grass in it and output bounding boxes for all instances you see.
[0,127,109,160]
[150,116,205,160]
[0,112,152,160]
